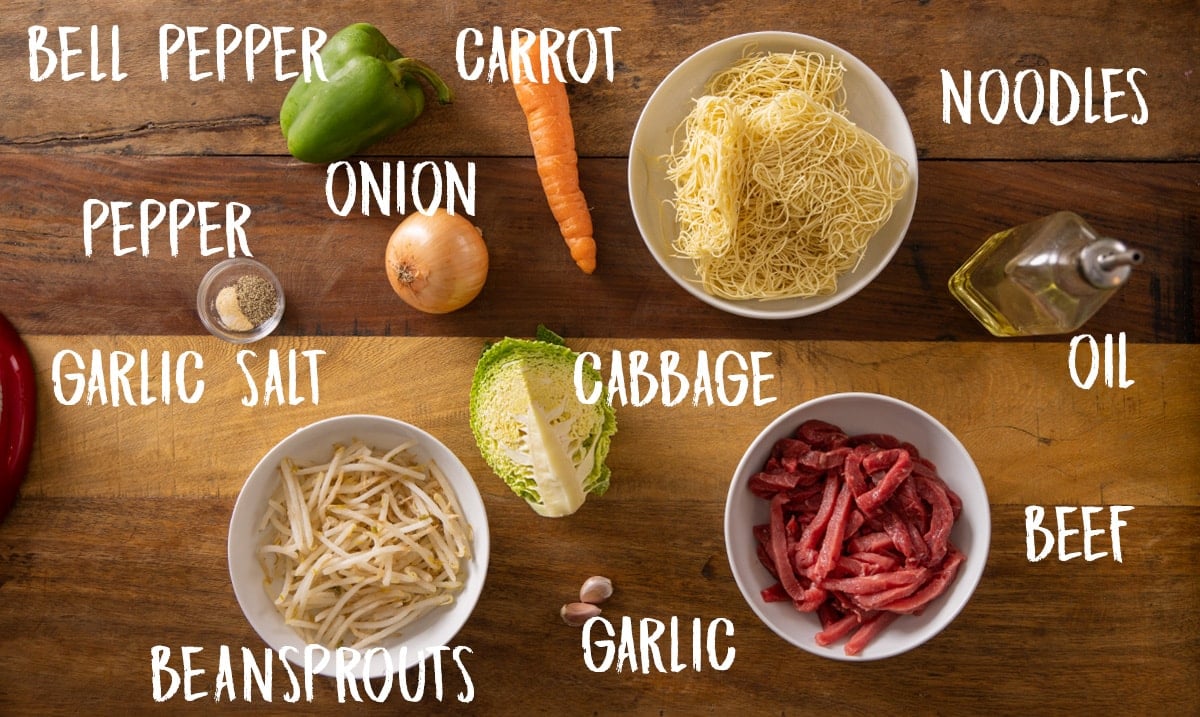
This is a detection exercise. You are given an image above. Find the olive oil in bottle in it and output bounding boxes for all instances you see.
[949,212,1142,337]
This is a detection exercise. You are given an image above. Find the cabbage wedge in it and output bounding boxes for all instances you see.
[468,328,616,517]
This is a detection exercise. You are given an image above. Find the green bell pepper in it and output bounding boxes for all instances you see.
[279,23,453,163]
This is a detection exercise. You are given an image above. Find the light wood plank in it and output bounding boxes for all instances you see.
[21,336,1199,507]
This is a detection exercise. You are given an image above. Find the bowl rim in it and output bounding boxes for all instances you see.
[723,392,990,661]
[628,30,919,320]
[227,413,490,679]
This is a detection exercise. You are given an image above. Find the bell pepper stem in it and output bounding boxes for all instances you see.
[390,57,455,104]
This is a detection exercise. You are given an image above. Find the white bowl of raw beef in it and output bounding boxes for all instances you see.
[724,393,989,660]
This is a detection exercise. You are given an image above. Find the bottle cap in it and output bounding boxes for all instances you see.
[1079,238,1143,289]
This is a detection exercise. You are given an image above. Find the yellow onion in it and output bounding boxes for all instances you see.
[385,209,488,313]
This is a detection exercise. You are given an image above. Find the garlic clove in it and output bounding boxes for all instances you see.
[560,602,602,627]
[579,575,614,605]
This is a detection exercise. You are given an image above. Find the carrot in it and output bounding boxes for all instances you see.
[511,36,597,274]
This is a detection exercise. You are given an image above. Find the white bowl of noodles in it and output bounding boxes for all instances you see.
[228,415,489,679]
[628,32,918,320]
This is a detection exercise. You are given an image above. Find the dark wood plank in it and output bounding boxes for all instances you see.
[0,1,1195,161]
[1,154,1194,342]
[1,498,1196,714]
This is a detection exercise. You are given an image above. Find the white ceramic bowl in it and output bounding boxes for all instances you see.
[228,414,489,678]
[628,32,918,319]
[724,393,989,660]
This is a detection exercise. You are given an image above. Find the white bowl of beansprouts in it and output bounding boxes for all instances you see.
[228,414,489,679]
[724,393,989,660]
[628,32,918,320]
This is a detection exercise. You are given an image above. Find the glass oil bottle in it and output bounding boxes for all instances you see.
[949,211,1143,337]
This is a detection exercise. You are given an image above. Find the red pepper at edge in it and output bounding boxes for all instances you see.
[0,312,36,522]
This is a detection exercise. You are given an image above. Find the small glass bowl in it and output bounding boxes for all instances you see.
[197,257,285,343]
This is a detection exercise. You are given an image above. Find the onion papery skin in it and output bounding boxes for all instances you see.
[385,209,489,314]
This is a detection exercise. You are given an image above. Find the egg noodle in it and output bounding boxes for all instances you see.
[257,439,472,650]
[665,51,910,300]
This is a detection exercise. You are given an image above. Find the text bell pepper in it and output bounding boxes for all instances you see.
[279,22,454,163]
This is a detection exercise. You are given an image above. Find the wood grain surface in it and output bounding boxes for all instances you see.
[1,155,1196,342]
[18,336,1200,508]
[1,0,1195,160]
[0,0,1197,715]
[2,497,1196,715]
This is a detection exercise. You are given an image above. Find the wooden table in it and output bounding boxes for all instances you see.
[1,2,1196,714]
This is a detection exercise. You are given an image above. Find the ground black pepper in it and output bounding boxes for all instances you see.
[235,274,278,327]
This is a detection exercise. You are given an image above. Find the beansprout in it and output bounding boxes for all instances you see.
[257,439,472,650]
